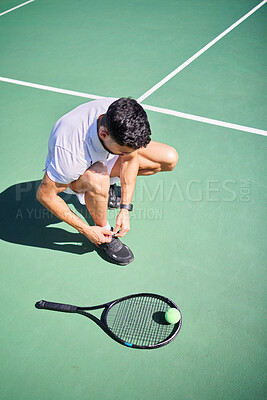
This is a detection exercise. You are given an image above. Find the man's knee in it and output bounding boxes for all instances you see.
[86,163,110,194]
[70,162,110,194]
[89,161,109,176]
[165,147,179,171]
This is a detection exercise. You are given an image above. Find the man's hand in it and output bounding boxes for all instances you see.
[114,209,130,237]
[84,226,113,246]
[37,173,113,247]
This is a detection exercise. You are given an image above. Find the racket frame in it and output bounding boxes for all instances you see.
[36,293,182,349]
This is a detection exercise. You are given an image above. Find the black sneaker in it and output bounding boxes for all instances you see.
[108,184,121,209]
[98,234,134,265]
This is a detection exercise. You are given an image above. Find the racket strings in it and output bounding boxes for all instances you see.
[106,295,178,347]
[138,297,170,346]
[135,297,161,345]
[121,297,172,346]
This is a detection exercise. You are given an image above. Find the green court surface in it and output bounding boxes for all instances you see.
[0,1,266,399]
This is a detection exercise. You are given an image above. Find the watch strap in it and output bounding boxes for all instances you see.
[120,203,133,211]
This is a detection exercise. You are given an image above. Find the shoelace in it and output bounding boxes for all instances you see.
[102,236,123,252]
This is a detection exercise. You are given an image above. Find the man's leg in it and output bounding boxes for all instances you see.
[68,161,134,265]
[69,162,110,228]
[110,141,178,178]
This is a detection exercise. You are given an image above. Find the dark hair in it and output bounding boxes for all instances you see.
[105,98,151,149]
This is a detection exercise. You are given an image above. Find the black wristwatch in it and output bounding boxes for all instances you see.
[120,203,133,212]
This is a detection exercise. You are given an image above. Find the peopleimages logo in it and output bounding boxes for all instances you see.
[132,178,251,203]
[14,178,251,204]
[13,178,251,222]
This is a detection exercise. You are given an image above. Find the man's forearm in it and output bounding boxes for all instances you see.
[120,154,139,205]
[37,191,91,236]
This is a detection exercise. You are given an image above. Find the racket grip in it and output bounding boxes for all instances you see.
[35,300,77,313]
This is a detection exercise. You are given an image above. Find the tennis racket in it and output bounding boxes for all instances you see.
[35,293,182,349]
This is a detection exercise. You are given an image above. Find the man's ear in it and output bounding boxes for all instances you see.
[99,128,110,140]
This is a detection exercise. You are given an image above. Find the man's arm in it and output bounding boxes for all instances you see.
[114,152,139,237]
[36,173,112,246]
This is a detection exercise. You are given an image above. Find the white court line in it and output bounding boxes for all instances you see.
[0,77,104,100]
[1,76,266,136]
[0,0,35,17]
[141,104,267,137]
[137,0,267,103]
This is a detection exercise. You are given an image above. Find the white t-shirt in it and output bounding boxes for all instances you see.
[45,97,117,184]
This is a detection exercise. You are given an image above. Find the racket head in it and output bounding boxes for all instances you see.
[102,293,182,349]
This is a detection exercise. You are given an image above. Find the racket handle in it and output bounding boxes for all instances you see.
[35,300,77,313]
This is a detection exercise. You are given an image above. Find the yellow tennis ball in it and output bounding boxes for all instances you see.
[165,308,181,324]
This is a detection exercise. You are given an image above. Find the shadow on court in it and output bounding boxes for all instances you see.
[0,180,97,255]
